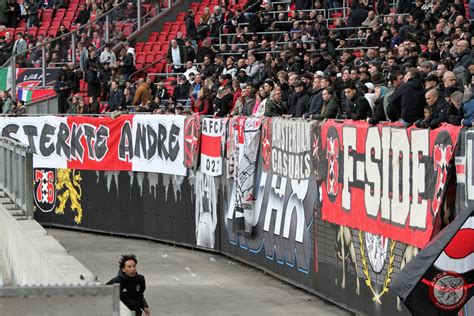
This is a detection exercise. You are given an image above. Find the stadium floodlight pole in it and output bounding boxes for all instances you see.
[105,14,110,43]
[71,32,76,64]
[137,0,141,31]
[10,57,15,102]
[41,46,46,87]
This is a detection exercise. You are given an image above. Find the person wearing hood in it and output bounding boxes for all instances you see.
[107,254,150,316]
[368,85,388,124]
[387,68,426,125]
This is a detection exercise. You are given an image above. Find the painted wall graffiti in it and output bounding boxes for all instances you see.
[226,172,316,273]
[194,171,219,249]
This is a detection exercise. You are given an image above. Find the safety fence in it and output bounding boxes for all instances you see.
[0,137,33,219]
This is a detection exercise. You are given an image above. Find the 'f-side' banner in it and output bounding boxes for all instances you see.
[200,118,223,176]
[0,115,186,175]
[320,120,461,248]
[271,118,313,179]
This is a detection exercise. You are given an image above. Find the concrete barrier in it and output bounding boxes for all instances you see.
[0,203,94,286]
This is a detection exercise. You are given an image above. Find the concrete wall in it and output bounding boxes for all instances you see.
[0,204,94,286]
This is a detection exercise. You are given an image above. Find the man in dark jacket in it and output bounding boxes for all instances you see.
[455,40,472,70]
[108,80,125,111]
[107,254,150,316]
[54,74,73,114]
[185,10,197,42]
[303,77,323,119]
[387,68,426,125]
[417,88,448,129]
[289,80,310,118]
[74,4,90,25]
[344,83,372,120]
[85,65,101,100]
[173,74,191,101]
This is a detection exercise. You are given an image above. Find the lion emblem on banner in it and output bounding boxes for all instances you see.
[55,169,83,224]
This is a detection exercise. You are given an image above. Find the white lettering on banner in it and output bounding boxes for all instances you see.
[342,127,356,210]
[467,136,474,200]
[342,126,429,229]
[365,127,381,217]
[271,119,312,179]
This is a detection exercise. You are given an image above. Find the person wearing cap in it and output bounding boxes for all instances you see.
[387,68,426,126]
[173,74,192,101]
[288,80,310,118]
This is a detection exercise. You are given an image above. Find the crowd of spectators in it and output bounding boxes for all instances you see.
[131,0,474,128]
[2,0,474,127]
[0,0,148,67]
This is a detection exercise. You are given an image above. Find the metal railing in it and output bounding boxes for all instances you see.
[3,0,178,101]
[0,137,33,219]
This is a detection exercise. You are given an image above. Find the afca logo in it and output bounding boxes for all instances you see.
[33,168,56,212]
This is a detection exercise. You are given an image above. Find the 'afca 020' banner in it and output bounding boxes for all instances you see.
[320,120,461,248]
[0,115,186,175]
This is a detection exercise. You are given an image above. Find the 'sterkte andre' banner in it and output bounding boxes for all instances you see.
[0,115,186,175]
[321,120,461,248]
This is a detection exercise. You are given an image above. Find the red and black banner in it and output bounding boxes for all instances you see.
[183,114,201,170]
[320,120,461,248]
[391,209,474,315]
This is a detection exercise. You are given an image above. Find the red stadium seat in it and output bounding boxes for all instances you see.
[148,33,158,42]
[145,54,155,65]
[142,43,152,53]
[151,43,161,52]
[136,53,146,64]
[162,22,172,34]
[157,34,167,42]
[135,42,144,53]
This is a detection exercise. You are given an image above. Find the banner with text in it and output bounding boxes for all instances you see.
[200,118,223,176]
[271,118,313,179]
[320,120,461,248]
[0,115,186,175]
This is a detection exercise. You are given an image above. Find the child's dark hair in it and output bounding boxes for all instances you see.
[119,254,137,269]
[424,106,432,115]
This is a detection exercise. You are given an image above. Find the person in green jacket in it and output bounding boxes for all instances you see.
[264,86,286,117]
[312,87,339,120]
